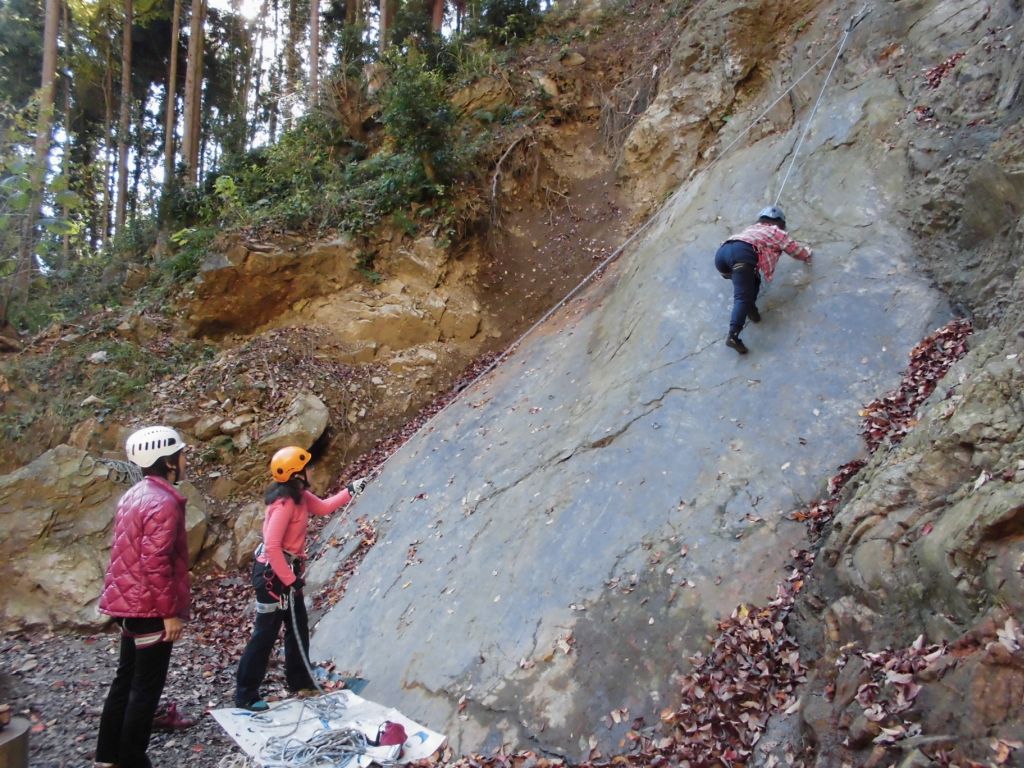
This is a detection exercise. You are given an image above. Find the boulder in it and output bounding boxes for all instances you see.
[67,419,125,455]
[0,445,208,630]
[378,236,449,290]
[232,501,265,567]
[194,414,225,441]
[438,294,482,341]
[257,392,330,453]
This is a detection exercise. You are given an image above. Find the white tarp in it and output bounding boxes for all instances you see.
[211,689,446,767]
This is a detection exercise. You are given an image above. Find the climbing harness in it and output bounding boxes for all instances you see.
[248,542,326,694]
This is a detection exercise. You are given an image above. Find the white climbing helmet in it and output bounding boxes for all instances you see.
[757,205,786,227]
[125,425,186,468]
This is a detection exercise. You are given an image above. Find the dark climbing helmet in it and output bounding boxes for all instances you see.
[757,205,786,228]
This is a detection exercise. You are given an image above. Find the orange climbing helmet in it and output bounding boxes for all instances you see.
[270,446,311,482]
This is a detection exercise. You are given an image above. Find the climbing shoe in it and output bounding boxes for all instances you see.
[238,700,270,712]
[726,333,749,354]
[748,305,761,323]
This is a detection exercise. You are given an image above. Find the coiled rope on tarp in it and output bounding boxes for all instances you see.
[260,727,394,768]
[221,693,400,768]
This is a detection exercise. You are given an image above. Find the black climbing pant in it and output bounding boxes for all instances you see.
[235,561,314,707]
[96,617,173,768]
[715,240,762,335]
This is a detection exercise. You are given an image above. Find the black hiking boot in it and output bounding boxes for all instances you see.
[748,305,761,323]
[726,333,749,354]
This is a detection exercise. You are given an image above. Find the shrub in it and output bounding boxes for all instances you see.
[469,0,542,45]
[379,51,456,183]
[166,226,217,281]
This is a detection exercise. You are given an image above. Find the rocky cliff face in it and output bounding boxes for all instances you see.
[310,0,1022,762]
[780,2,1024,764]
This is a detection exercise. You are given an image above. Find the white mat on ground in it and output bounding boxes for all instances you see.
[211,689,446,766]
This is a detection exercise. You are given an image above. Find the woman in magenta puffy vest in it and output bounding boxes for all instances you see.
[95,425,190,768]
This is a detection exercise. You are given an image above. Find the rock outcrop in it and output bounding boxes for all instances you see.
[0,445,209,630]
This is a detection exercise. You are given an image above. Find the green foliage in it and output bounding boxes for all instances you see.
[0,100,84,282]
[106,218,158,263]
[468,0,543,45]
[391,209,418,237]
[334,23,375,80]
[166,225,216,281]
[379,51,456,181]
[336,150,434,233]
[0,0,44,108]
[0,333,203,445]
[437,36,506,86]
[356,250,382,284]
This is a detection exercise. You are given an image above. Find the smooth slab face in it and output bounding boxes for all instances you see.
[311,25,949,761]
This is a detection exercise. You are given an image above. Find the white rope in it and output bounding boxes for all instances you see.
[774,7,871,206]
[253,697,402,768]
[259,727,390,768]
[217,753,257,768]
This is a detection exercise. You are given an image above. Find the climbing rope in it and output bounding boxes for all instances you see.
[289,588,326,696]
[217,754,257,768]
[259,727,397,768]
[320,5,873,539]
[78,453,143,485]
[774,6,871,205]
[243,694,399,768]
[218,694,391,768]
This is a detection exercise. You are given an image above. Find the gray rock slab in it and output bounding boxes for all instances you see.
[311,60,949,758]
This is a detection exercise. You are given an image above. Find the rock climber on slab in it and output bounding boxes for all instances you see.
[714,206,813,354]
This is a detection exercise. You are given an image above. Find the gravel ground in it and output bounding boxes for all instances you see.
[0,628,247,768]
[0,572,313,768]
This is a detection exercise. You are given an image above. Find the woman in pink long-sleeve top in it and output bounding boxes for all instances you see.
[234,445,367,710]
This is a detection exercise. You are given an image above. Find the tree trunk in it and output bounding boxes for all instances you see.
[309,0,320,108]
[61,0,72,263]
[268,0,280,140]
[163,0,182,184]
[130,97,143,218]
[248,0,268,148]
[182,0,206,186]
[431,0,444,32]
[8,0,61,320]
[100,53,113,250]
[115,0,132,233]
[379,0,391,51]
[283,0,304,128]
